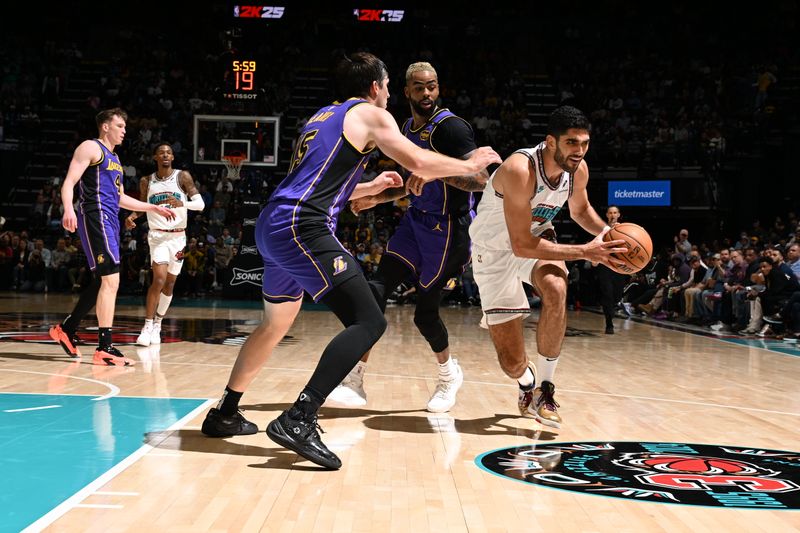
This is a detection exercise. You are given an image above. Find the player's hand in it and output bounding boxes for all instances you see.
[406,173,427,196]
[153,204,176,220]
[374,171,403,192]
[467,146,502,173]
[351,196,378,215]
[124,216,137,230]
[584,227,627,269]
[161,195,183,208]
[62,208,77,233]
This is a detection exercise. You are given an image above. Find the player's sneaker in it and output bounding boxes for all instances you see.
[266,410,342,470]
[93,346,135,366]
[49,324,81,358]
[326,370,367,407]
[427,359,463,413]
[201,408,258,437]
[150,322,162,345]
[517,362,538,417]
[532,381,562,428]
[136,323,153,346]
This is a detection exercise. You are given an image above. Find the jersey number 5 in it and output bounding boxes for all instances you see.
[289,129,319,173]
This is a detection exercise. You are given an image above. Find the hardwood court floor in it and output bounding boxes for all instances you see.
[1,292,799,532]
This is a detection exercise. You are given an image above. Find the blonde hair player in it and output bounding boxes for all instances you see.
[126,143,204,345]
[469,106,626,429]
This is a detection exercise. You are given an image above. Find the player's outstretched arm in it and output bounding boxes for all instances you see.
[356,106,501,180]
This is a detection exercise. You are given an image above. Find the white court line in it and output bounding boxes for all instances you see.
[21,398,215,533]
[94,491,139,496]
[74,504,124,509]
[0,369,119,401]
[4,405,61,413]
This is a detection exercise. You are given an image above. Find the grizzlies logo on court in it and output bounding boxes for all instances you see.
[476,442,800,509]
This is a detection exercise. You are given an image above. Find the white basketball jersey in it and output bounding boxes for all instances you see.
[469,143,573,251]
[146,169,188,230]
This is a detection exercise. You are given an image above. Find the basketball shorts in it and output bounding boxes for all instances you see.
[147,230,186,275]
[384,209,471,290]
[77,208,120,276]
[257,212,360,303]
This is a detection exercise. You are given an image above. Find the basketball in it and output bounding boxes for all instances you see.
[603,222,653,274]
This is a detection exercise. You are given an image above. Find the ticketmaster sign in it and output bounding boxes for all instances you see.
[608,180,671,206]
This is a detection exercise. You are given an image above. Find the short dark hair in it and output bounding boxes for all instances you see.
[152,142,172,155]
[335,52,388,100]
[95,107,127,130]
[547,105,590,138]
[759,256,774,265]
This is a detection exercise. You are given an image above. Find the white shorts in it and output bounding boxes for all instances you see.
[147,230,186,276]
[472,244,567,328]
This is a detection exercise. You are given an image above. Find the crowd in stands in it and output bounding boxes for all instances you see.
[1,6,797,319]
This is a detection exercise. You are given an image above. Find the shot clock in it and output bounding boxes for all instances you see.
[225,59,257,98]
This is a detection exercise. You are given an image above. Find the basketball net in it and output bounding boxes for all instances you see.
[222,155,245,181]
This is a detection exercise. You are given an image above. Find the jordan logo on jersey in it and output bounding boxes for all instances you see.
[531,204,561,224]
[333,255,348,275]
[432,222,443,232]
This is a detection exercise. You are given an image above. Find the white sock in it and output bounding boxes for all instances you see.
[144,318,154,329]
[517,365,534,389]
[537,354,559,385]
[438,357,456,381]
[156,293,173,316]
[352,360,367,378]
[153,315,163,326]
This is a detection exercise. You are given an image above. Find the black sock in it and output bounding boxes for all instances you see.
[288,388,323,420]
[98,327,113,349]
[218,386,243,416]
[62,276,101,333]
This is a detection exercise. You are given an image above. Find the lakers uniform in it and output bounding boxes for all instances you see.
[76,140,124,275]
[469,143,573,326]
[258,99,375,302]
[146,169,188,275]
[384,108,476,289]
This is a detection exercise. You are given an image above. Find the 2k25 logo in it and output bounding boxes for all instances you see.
[353,9,404,22]
[234,6,285,19]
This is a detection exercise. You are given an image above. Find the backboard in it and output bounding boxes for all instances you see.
[193,114,280,167]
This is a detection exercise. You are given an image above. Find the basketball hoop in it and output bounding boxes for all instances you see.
[222,154,245,180]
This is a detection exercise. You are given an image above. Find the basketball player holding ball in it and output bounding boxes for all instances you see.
[469,106,627,429]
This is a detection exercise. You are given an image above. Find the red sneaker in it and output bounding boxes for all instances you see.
[93,346,135,366]
[49,324,81,358]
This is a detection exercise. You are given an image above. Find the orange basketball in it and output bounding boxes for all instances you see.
[602,222,652,274]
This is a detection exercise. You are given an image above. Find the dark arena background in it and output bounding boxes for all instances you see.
[1,2,799,532]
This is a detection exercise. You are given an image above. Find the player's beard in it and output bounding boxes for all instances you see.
[410,98,435,119]
[554,146,581,173]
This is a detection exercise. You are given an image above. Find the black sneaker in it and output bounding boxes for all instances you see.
[201,408,258,437]
[266,410,342,470]
[605,325,614,334]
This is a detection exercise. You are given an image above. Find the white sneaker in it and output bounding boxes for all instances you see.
[136,323,153,346]
[150,323,161,345]
[326,372,367,407]
[427,360,463,413]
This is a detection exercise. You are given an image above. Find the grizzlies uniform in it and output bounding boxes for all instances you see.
[76,140,124,275]
[469,143,573,327]
[258,99,375,302]
[384,108,476,290]
[145,169,188,275]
